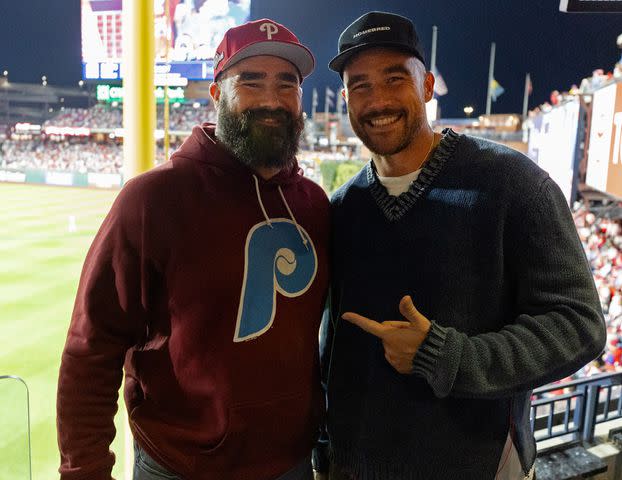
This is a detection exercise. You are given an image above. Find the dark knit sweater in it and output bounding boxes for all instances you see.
[319,129,606,479]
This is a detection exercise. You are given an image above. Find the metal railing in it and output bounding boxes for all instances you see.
[0,371,620,478]
[531,372,622,444]
[0,375,32,480]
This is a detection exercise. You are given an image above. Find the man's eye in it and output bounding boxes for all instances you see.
[350,83,368,91]
[388,76,404,83]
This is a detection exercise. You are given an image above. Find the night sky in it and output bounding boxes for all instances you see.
[0,0,620,118]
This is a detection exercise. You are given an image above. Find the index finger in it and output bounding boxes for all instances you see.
[342,312,387,338]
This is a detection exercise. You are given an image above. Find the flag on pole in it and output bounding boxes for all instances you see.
[522,73,531,120]
[311,87,318,119]
[325,86,335,109]
[431,67,448,96]
[490,78,505,101]
[335,90,345,114]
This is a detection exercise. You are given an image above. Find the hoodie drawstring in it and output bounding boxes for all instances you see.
[278,185,309,250]
[253,174,273,228]
[252,174,309,250]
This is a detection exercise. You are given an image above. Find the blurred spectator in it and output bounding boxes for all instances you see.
[574,204,622,375]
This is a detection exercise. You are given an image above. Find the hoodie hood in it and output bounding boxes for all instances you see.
[171,123,303,187]
[171,123,310,249]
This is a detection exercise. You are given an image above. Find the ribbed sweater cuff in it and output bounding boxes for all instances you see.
[411,321,448,379]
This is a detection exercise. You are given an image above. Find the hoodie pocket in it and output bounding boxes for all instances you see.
[199,390,319,466]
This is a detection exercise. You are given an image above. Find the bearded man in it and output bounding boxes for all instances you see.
[57,19,329,480]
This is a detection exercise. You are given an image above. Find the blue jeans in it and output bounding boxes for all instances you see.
[133,442,313,480]
[133,443,180,480]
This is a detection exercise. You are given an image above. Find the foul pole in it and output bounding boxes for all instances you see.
[122,0,155,180]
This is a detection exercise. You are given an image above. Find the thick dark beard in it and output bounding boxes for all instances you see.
[216,97,304,171]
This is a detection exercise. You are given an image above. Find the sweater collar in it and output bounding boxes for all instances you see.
[366,128,461,222]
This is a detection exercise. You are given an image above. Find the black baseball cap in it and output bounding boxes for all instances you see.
[329,11,426,75]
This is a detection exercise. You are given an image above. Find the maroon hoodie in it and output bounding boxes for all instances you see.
[57,124,330,479]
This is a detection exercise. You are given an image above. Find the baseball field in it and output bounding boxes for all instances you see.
[0,182,128,480]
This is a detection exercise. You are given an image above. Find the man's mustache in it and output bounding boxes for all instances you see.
[243,108,292,125]
[360,108,405,123]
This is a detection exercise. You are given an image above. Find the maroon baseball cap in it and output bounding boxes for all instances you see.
[213,18,315,81]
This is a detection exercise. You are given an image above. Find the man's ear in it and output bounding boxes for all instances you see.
[424,71,435,102]
[210,82,221,103]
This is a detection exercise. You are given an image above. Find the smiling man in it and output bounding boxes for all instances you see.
[57,19,329,480]
[314,11,606,480]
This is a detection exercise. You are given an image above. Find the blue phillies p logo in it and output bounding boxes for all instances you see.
[234,218,317,342]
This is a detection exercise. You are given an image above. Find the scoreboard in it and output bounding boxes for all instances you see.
[81,0,251,82]
[560,0,622,12]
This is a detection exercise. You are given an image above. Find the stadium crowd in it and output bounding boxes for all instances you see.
[575,206,622,376]
[0,138,123,173]
[1,101,217,172]
[0,137,186,172]
[42,103,216,132]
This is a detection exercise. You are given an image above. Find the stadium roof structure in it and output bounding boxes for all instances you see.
[0,79,94,125]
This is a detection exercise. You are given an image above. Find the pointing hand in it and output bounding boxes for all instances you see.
[342,296,432,374]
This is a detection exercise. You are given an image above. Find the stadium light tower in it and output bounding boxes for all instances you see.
[464,105,474,117]
[2,70,7,77]
[78,80,84,88]
[42,75,47,87]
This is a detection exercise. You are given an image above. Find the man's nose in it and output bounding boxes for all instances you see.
[256,86,283,109]
[363,85,398,111]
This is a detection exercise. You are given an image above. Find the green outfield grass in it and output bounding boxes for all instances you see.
[0,183,130,480]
